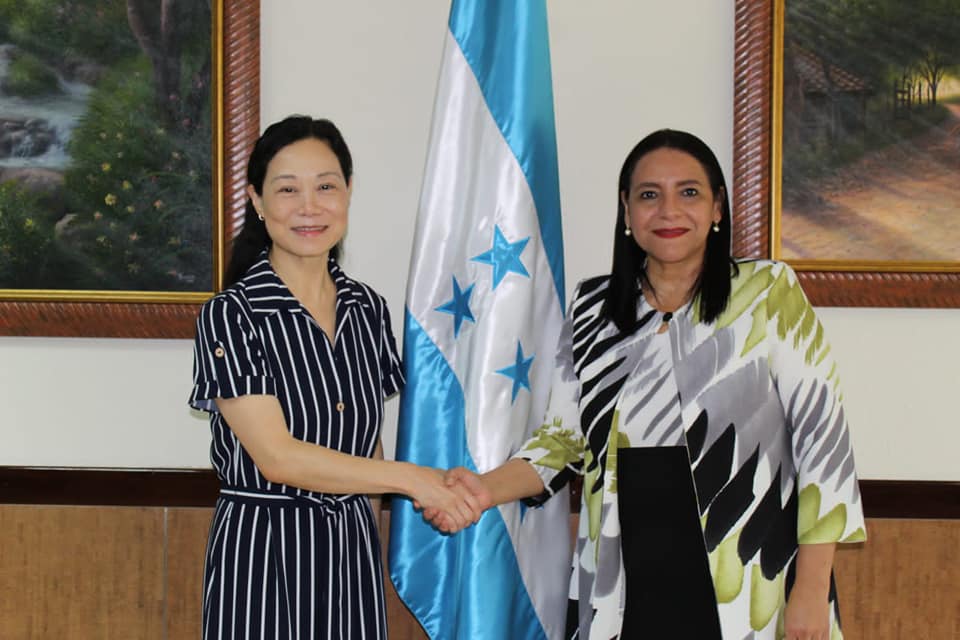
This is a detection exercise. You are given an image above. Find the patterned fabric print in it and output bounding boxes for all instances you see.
[515,260,865,639]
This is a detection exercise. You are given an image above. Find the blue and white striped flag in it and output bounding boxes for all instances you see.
[388,1,569,639]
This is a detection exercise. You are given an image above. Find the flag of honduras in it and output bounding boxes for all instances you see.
[388,1,570,638]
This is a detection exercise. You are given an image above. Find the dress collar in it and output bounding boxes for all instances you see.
[240,251,366,315]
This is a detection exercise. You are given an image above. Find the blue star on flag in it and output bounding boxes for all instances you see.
[435,276,476,337]
[495,341,534,403]
[471,225,530,289]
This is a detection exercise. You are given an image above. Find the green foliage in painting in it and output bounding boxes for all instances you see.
[2,50,60,97]
[0,0,214,291]
[0,0,137,65]
[63,58,211,290]
[0,183,53,287]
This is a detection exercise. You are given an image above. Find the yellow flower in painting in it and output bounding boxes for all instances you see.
[126,205,135,214]
[122,180,132,190]
[23,218,35,230]
[155,127,166,136]
[101,162,111,173]
[105,194,118,206]
[96,235,108,246]
[153,199,164,210]
[167,236,181,247]
[99,132,107,140]
[171,151,181,161]
[115,132,124,140]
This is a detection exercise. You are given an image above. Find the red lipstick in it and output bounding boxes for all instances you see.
[653,228,688,238]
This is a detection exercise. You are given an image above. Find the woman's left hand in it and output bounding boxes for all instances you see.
[783,583,831,640]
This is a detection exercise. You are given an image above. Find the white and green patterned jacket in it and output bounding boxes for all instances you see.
[514,260,866,639]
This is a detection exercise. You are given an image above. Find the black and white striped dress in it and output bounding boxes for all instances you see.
[189,254,404,639]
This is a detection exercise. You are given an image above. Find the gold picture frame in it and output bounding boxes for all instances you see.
[733,0,960,306]
[0,0,260,336]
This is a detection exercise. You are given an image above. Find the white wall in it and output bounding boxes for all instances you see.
[1,1,957,479]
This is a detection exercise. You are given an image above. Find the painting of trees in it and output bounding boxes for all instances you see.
[0,0,213,291]
[780,0,960,263]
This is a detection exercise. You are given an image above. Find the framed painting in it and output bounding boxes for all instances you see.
[0,0,259,337]
[733,0,960,307]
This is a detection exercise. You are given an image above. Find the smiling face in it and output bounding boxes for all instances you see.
[247,137,351,269]
[621,147,722,272]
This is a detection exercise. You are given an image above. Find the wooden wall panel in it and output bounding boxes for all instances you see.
[834,519,960,640]
[2,506,956,639]
[166,508,213,639]
[0,505,164,639]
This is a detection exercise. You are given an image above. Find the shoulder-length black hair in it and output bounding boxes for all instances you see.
[602,128,738,333]
[223,115,354,287]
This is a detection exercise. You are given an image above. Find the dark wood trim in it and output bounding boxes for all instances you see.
[858,480,960,520]
[0,468,220,508]
[1,468,957,519]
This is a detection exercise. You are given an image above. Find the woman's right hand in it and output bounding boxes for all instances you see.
[421,467,494,532]
[408,465,483,533]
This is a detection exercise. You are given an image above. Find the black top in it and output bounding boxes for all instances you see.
[618,446,723,638]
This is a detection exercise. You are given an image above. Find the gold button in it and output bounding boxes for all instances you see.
[336,402,345,412]
[214,347,225,358]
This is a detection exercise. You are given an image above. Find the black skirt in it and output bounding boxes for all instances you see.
[618,446,723,638]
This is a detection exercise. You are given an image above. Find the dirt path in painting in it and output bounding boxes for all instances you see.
[781,102,960,262]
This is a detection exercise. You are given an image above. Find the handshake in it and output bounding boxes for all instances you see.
[411,466,494,534]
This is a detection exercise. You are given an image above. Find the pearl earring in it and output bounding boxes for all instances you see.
[712,222,720,233]
[624,227,632,237]
[257,213,265,222]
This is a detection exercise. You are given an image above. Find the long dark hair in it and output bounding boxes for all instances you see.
[602,129,738,333]
[223,115,354,287]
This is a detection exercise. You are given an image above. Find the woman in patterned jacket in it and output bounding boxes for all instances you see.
[431,129,865,639]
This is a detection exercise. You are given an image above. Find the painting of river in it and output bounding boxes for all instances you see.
[779,0,960,265]
[0,1,212,292]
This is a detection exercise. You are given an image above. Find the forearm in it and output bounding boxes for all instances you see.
[784,542,836,637]
[369,439,384,528]
[793,542,836,595]
[263,438,418,496]
[481,458,545,506]
[216,395,424,497]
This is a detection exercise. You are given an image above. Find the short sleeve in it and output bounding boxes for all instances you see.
[189,293,276,413]
[766,263,866,545]
[379,297,405,398]
[512,299,585,506]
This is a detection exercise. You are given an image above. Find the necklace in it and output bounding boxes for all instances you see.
[656,310,673,334]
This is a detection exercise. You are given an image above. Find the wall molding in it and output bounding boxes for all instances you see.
[1,467,957,519]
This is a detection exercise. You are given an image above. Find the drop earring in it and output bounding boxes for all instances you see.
[624,227,632,237]
[712,221,720,233]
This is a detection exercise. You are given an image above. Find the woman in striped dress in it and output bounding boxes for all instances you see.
[190,116,479,639]
[432,130,865,639]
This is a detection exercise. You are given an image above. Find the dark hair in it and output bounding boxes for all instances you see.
[603,128,738,333]
[224,115,354,286]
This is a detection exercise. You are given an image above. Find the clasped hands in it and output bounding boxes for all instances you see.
[412,466,492,533]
